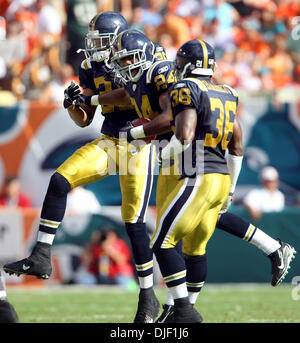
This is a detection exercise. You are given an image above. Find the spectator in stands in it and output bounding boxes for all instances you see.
[243,166,285,221]
[5,0,39,68]
[75,227,137,290]
[36,0,62,38]
[0,20,27,77]
[235,47,262,92]
[259,9,286,43]
[0,69,18,106]
[5,0,36,21]
[0,0,299,98]
[155,8,191,48]
[97,0,133,22]
[213,50,238,87]
[203,17,235,57]
[204,0,239,33]
[65,0,99,75]
[265,35,294,89]
[158,33,177,60]
[139,0,164,28]
[0,175,32,208]
[28,0,63,86]
[100,228,136,288]
[39,63,77,103]
[129,6,144,31]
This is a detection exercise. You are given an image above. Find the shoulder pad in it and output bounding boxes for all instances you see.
[183,78,208,92]
[80,58,93,71]
[223,84,238,98]
[146,60,173,84]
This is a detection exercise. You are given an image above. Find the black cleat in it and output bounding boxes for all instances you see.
[3,242,52,280]
[0,299,19,323]
[174,298,203,323]
[155,304,174,323]
[268,240,296,287]
[133,288,160,323]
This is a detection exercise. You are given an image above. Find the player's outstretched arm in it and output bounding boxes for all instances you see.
[124,92,175,142]
[75,88,132,107]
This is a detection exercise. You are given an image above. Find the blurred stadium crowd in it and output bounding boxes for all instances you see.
[0,0,300,105]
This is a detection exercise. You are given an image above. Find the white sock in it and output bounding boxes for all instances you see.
[187,281,204,305]
[166,290,174,306]
[138,274,153,289]
[37,231,55,245]
[248,228,281,255]
[38,217,60,245]
[188,291,200,305]
[169,283,188,300]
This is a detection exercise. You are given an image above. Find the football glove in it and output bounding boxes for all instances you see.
[219,192,234,214]
[63,81,81,109]
[74,94,93,106]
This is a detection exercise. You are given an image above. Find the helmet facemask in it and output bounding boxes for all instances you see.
[85,26,120,65]
[111,43,152,83]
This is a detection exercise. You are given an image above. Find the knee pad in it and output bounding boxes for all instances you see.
[47,172,71,197]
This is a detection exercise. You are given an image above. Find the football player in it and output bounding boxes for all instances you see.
[153,40,296,323]
[77,31,296,322]
[0,270,19,323]
[3,12,163,323]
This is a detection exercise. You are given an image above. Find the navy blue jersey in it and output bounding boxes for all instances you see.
[78,43,167,135]
[152,42,167,62]
[169,77,238,176]
[124,60,176,141]
[124,60,176,120]
[79,58,138,135]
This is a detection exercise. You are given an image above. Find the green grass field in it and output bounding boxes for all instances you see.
[5,283,300,323]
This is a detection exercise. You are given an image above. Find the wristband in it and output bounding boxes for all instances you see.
[130,125,146,140]
[91,95,100,106]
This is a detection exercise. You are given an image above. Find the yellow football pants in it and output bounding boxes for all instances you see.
[151,166,230,256]
[56,135,156,223]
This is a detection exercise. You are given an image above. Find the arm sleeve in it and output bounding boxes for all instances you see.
[227,154,243,193]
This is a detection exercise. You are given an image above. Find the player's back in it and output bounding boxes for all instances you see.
[169,76,238,176]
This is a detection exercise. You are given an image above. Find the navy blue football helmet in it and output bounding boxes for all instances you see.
[175,39,216,79]
[111,29,154,82]
[85,11,128,63]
